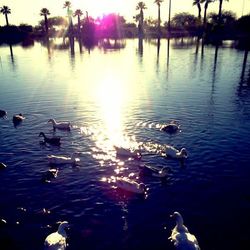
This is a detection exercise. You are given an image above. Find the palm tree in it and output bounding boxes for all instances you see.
[0,6,11,26]
[63,1,72,16]
[74,9,83,37]
[136,2,147,38]
[218,0,229,25]
[64,1,73,26]
[154,0,163,37]
[192,0,201,20]
[40,8,50,34]
[64,1,72,11]
[201,0,214,26]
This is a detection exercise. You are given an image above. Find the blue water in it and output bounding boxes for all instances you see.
[0,39,250,250]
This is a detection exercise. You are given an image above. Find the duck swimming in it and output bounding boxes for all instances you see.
[47,153,80,165]
[44,221,69,250]
[13,113,25,125]
[140,164,172,178]
[0,110,7,118]
[39,132,61,145]
[0,162,7,169]
[114,146,141,159]
[169,211,200,250]
[161,121,180,134]
[115,176,146,194]
[48,119,71,131]
[165,145,188,159]
[41,169,58,183]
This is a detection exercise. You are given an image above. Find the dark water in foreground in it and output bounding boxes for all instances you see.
[0,39,250,250]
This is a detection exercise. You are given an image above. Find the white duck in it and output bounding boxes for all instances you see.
[48,119,71,130]
[114,146,141,159]
[47,153,80,165]
[140,164,172,178]
[169,212,200,250]
[13,113,25,124]
[44,221,69,250]
[115,177,146,194]
[165,145,188,159]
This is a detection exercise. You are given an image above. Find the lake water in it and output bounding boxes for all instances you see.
[0,38,250,250]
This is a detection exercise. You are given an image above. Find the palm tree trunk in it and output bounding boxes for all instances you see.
[77,15,82,53]
[198,4,201,20]
[168,0,172,33]
[5,14,9,26]
[77,15,81,37]
[158,5,161,38]
[139,9,144,39]
[203,4,208,26]
[218,0,223,25]
[44,15,48,35]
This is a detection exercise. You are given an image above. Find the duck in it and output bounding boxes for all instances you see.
[13,113,25,125]
[41,169,58,183]
[44,221,69,250]
[39,132,61,145]
[114,146,141,159]
[161,121,180,134]
[48,119,71,131]
[0,162,7,169]
[47,153,80,165]
[115,176,146,194]
[169,211,200,250]
[165,145,188,159]
[0,110,7,118]
[139,164,172,178]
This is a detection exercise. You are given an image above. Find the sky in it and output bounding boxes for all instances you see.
[0,0,250,26]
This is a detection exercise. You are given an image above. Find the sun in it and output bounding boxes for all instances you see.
[72,0,125,18]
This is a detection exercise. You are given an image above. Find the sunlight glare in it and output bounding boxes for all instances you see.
[96,75,124,146]
[73,0,124,17]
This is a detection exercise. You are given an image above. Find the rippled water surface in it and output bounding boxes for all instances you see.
[1,39,250,250]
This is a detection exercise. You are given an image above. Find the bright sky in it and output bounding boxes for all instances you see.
[1,0,250,26]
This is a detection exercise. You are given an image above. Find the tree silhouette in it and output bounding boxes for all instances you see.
[136,2,147,38]
[171,12,198,29]
[40,8,50,35]
[74,9,83,39]
[154,0,163,38]
[64,1,72,11]
[64,1,73,26]
[168,0,172,33]
[201,0,215,26]
[217,0,229,25]
[192,0,201,20]
[1,5,11,26]
[208,10,235,26]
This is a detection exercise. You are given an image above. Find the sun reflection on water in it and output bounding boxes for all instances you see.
[96,75,124,147]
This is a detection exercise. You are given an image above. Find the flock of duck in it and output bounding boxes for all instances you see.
[0,109,200,250]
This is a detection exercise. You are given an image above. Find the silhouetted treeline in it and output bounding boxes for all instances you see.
[0,24,33,44]
[0,12,250,48]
